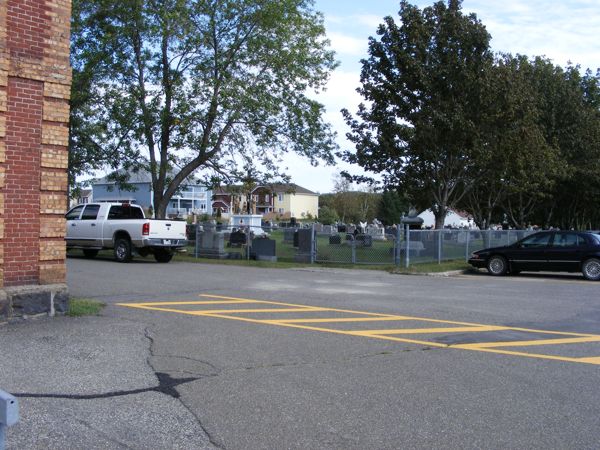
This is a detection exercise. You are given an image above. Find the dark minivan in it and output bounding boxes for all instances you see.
[468,231,600,280]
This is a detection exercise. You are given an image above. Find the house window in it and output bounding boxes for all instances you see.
[265,194,270,203]
[278,194,283,202]
[278,208,284,214]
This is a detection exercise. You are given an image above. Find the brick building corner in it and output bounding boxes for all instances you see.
[0,0,71,321]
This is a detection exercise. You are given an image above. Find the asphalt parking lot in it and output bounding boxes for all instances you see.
[2,257,599,449]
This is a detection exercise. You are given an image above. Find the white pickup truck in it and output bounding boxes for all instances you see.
[65,203,187,263]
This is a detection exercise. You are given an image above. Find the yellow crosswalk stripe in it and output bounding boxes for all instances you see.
[455,336,600,349]
[353,325,509,336]
[263,317,413,324]
[117,294,600,366]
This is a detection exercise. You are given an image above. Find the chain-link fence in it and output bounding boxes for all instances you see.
[188,223,536,267]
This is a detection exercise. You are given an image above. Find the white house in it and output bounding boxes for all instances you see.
[418,208,474,228]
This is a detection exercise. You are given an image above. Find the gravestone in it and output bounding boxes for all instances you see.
[283,228,296,244]
[228,230,247,247]
[196,222,227,258]
[329,235,341,245]
[294,229,313,263]
[251,238,277,262]
[230,214,265,236]
[355,234,373,247]
[366,226,386,241]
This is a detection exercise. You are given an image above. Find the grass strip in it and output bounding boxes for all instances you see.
[67,298,106,317]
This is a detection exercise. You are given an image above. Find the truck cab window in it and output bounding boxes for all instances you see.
[66,205,84,220]
[81,204,100,220]
[108,205,144,220]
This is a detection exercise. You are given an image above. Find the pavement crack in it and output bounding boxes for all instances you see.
[143,327,224,449]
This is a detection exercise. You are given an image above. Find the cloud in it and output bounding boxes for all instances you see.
[327,31,368,57]
[463,0,600,70]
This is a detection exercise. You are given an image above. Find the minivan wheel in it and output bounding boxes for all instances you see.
[487,255,508,276]
[582,258,600,281]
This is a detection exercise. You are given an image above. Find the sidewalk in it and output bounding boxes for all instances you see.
[0,313,213,449]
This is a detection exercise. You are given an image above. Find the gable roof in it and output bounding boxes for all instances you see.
[212,183,317,196]
[94,168,200,186]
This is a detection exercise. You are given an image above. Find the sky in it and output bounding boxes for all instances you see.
[288,0,600,194]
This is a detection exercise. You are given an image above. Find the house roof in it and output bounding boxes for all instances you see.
[94,168,200,186]
[212,183,317,196]
[269,183,317,195]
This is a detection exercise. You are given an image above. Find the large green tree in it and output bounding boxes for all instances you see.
[71,0,337,217]
[531,64,600,229]
[460,55,563,229]
[342,0,493,229]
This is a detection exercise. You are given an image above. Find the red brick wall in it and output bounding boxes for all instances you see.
[0,0,72,289]
[4,78,43,285]
[6,0,51,60]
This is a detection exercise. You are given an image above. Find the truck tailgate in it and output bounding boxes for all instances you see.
[147,220,187,241]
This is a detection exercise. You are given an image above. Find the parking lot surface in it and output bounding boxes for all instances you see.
[2,257,599,449]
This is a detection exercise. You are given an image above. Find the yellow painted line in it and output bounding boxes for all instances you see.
[185,307,331,315]
[578,357,600,364]
[262,317,413,324]
[199,294,404,319]
[353,326,509,336]
[116,304,329,315]
[454,347,600,366]
[455,336,600,349]
[186,312,449,348]
[506,327,598,338]
[118,294,600,366]
[116,305,206,315]
[123,300,255,306]
[198,294,506,326]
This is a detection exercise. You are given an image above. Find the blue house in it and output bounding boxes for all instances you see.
[92,170,212,218]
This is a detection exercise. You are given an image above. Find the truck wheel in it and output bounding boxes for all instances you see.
[154,249,173,263]
[83,249,99,259]
[114,238,132,263]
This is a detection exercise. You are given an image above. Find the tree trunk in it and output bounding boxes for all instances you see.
[155,195,168,219]
[434,210,446,229]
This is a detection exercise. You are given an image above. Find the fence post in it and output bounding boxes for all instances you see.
[395,226,401,266]
[351,235,356,264]
[405,225,410,268]
[438,230,442,264]
[311,224,316,264]
[246,227,250,260]
[195,223,201,257]
[465,230,470,262]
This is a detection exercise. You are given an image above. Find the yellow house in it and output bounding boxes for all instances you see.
[212,183,319,219]
[271,184,319,219]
